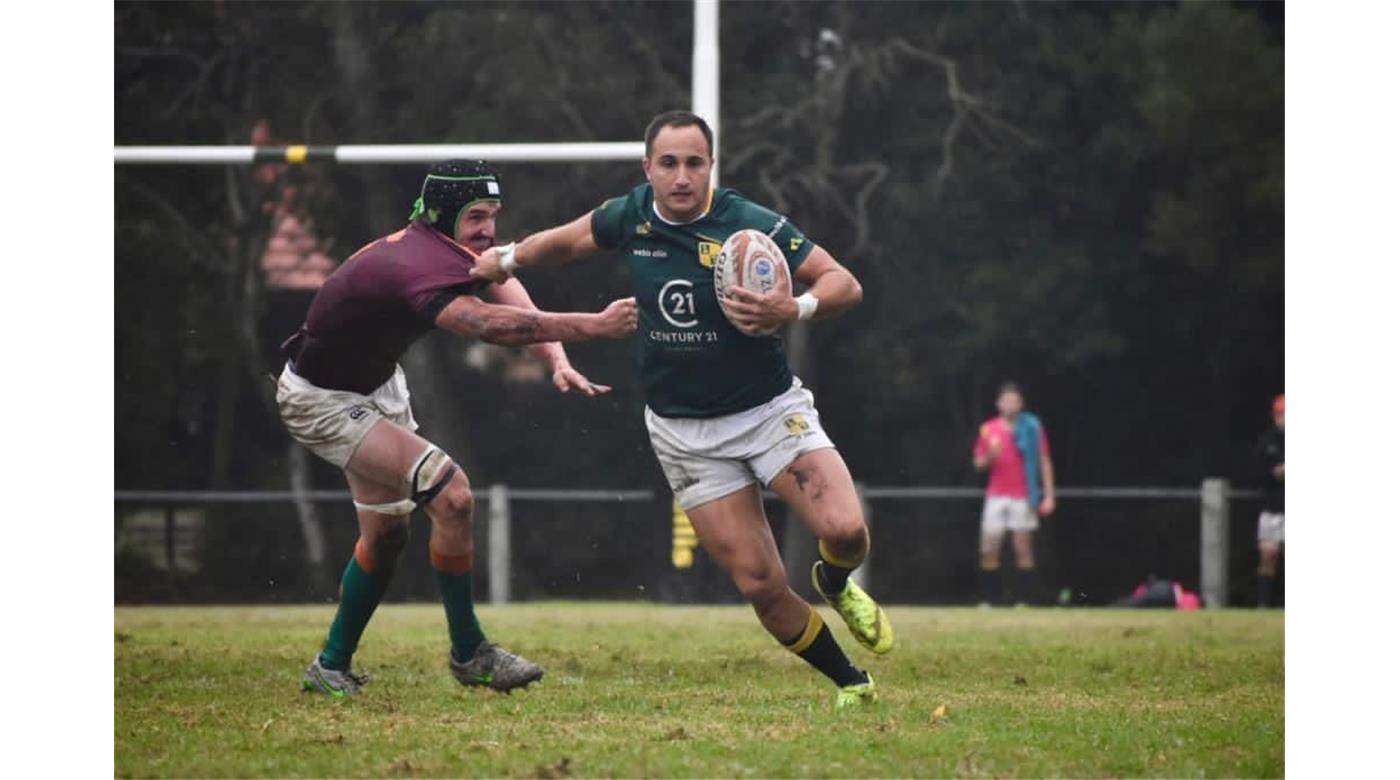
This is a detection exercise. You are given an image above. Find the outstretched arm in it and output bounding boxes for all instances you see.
[434,294,636,346]
[472,212,599,283]
[482,278,615,395]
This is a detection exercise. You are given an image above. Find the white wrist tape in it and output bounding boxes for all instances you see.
[795,292,820,321]
[499,242,519,276]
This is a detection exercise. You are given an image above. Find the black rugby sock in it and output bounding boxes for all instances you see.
[815,561,853,596]
[978,567,1001,605]
[783,609,868,687]
[1013,566,1039,605]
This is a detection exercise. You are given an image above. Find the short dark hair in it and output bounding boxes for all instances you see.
[998,381,1022,398]
[644,110,714,158]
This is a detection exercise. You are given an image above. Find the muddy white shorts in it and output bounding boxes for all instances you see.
[981,495,1039,539]
[275,362,418,468]
[1257,511,1285,545]
[645,378,835,510]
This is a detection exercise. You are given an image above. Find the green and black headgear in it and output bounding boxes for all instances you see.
[408,159,502,239]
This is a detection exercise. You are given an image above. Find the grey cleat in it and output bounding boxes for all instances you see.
[302,657,369,698]
[449,642,544,693]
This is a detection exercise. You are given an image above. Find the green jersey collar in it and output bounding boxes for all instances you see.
[651,188,716,226]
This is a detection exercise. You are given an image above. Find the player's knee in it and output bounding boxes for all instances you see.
[810,497,865,537]
[429,476,474,524]
[979,546,1001,570]
[820,523,869,566]
[734,565,786,607]
[437,481,475,521]
[372,520,411,562]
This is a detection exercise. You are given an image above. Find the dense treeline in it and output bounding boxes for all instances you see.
[115,0,1282,497]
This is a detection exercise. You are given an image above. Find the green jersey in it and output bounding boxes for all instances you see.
[592,184,816,418]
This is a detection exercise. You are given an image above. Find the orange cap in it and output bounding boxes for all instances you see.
[1272,394,1284,415]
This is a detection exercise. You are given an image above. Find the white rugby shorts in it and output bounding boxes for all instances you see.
[981,495,1039,538]
[1257,511,1285,545]
[276,362,418,468]
[645,378,835,510]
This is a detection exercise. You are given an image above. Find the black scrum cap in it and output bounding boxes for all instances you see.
[408,159,502,239]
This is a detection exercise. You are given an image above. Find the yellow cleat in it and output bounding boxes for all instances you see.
[836,674,878,708]
[812,562,895,654]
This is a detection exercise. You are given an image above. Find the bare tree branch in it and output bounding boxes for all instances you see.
[933,105,969,202]
[847,162,888,257]
[724,141,792,174]
[884,37,1040,201]
[599,2,687,96]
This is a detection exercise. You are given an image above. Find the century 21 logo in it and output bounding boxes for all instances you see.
[658,279,698,328]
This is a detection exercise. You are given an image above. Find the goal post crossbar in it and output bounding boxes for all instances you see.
[114,142,645,166]
[116,1,717,169]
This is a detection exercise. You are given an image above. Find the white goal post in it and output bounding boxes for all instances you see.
[113,1,721,174]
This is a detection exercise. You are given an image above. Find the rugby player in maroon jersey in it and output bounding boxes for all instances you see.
[280,160,637,697]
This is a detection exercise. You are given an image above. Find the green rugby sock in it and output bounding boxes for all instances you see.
[319,542,394,671]
[432,548,486,663]
[783,608,868,687]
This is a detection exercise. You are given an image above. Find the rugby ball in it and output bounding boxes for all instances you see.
[714,229,792,337]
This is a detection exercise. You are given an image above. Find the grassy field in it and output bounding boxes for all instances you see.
[115,603,1282,778]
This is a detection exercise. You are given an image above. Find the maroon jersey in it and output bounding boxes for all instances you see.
[282,221,490,393]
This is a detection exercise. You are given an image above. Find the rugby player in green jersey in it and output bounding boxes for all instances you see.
[472,111,892,708]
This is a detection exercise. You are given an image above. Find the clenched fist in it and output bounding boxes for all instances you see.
[470,244,512,284]
[592,297,639,339]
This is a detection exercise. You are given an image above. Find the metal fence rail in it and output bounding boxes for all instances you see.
[115,481,1259,606]
[113,486,1257,503]
[113,489,655,503]
[859,486,1259,501]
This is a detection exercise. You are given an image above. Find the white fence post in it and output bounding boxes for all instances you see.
[488,483,511,605]
[1200,478,1230,608]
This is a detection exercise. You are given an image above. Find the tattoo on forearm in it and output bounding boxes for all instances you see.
[454,306,544,345]
[488,313,544,344]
